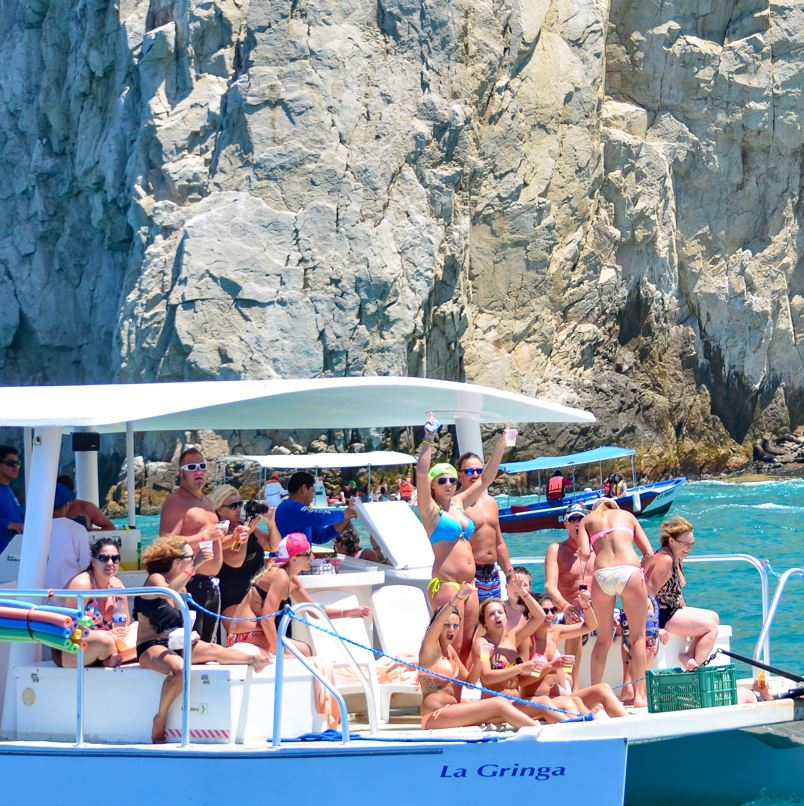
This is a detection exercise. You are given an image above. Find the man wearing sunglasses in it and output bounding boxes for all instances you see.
[159,447,217,538]
[543,502,594,687]
[0,445,25,555]
[456,452,513,602]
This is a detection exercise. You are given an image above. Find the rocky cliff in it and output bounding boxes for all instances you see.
[0,0,801,472]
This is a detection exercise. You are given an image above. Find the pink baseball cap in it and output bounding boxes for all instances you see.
[275,533,311,564]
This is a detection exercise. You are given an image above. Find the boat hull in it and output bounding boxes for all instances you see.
[0,734,628,806]
[498,478,687,533]
[625,718,804,805]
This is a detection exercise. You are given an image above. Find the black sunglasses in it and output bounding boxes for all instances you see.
[566,515,584,522]
[544,607,558,615]
[1,460,20,468]
[224,501,243,510]
[95,554,121,564]
[436,477,456,485]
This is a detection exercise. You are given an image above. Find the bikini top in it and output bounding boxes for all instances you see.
[83,570,115,631]
[429,507,476,545]
[424,654,461,680]
[655,558,684,612]
[589,525,634,547]
[132,587,184,634]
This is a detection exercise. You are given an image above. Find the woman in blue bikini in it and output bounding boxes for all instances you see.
[416,417,513,660]
[577,499,655,708]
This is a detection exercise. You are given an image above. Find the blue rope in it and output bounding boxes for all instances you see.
[287,611,590,720]
[186,596,285,623]
[188,596,590,719]
[281,729,505,743]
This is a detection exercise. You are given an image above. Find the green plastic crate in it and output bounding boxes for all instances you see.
[647,664,737,713]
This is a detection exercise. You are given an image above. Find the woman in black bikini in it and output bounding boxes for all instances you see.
[134,535,272,744]
[647,516,720,670]
[228,532,371,657]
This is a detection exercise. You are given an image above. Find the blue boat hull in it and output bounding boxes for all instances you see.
[498,478,687,533]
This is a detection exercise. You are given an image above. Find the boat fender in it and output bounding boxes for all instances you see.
[631,490,642,513]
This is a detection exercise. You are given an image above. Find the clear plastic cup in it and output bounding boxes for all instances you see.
[504,427,518,447]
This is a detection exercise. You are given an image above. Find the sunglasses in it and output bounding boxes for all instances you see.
[299,550,313,558]
[543,607,558,615]
[179,462,207,471]
[566,515,584,522]
[673,538,695,548]
[95,554,121,564]
[461,467,483,476]
[436,477,456,486]
[223,501,243,510]
[179,554,194,561]
[1,460,20,468]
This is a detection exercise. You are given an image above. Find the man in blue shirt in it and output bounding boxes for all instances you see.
[275,471,357,545]
[0,445,24,555]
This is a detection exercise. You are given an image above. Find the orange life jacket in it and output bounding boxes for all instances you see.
[546,475,566,500]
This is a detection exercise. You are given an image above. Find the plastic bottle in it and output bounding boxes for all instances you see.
[112,597,128,638]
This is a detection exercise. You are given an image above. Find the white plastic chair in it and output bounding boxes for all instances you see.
[370,585,430,659]
[307,590,420,723]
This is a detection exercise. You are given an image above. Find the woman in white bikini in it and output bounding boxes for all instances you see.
[577,499,655,708]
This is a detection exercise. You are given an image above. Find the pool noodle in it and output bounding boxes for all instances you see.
[0,618,72,638]
[0,599,82,620]
[0,605,73,628]
[0,628,74,651]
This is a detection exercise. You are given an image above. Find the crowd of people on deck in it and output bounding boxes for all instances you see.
[0,432,762,743]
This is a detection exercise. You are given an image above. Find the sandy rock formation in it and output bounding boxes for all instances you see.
[0,0,801,474]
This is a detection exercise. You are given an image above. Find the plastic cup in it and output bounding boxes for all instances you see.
[504,428,518,447]
[199,540,213,552]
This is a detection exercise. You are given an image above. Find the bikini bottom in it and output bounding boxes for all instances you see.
[594,565,640,597]
[136,638,184,659]
[227,630,263,647]
[421,703,456,730]
[426,578,463,598]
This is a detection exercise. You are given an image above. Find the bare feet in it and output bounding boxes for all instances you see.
[619,684,634,704]
[252,651,273,673]
[679,653,698,671]
[102,653,123,668]
[152,714,167,744]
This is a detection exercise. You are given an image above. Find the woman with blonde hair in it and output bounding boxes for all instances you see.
[577,498,655,708]
[647,516,719,670]
[134,535,271,743]
[211,484,280,632]
[416,417,514,659]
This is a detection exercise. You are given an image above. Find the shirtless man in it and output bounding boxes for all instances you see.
[544,503,594,687]
[457,452,513,604]
[159,447,227,642]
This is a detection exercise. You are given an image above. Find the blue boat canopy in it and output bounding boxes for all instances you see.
[500,446,635,474]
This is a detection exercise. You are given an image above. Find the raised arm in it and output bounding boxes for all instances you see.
[419,582,472,663]
[577,518,591,564]
[415,438,439,526]
[458,432,509,509]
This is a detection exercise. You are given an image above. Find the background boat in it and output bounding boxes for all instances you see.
[497,446,686,532]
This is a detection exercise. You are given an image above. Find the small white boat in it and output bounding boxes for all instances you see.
[0,377,799,806]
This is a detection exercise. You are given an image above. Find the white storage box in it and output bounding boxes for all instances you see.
[15,659,326,744]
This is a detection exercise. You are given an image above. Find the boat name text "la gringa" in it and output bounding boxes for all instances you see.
[440,764,567,781]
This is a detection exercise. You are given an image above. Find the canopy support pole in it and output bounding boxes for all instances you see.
[1,425,62,736]
[23,427,32,499]
[74,428,100,506]
[126,422,136,529]
[454,416,483,459]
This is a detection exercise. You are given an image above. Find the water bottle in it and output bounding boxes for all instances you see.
[112,597,128,638]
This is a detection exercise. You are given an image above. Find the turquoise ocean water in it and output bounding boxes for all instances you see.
[126,478,802,674]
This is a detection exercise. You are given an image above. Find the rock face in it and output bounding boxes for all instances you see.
[0,0,802,472]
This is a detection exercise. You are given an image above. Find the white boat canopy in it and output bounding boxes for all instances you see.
[218,451,417,469]
[0,376,594,432]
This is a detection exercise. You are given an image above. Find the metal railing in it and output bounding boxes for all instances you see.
[0,587,193,747]
[271,602,378,747]
[753,567,804,664]
[510,552,772,664]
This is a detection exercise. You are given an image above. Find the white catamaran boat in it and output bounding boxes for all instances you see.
[0,377,800,806]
